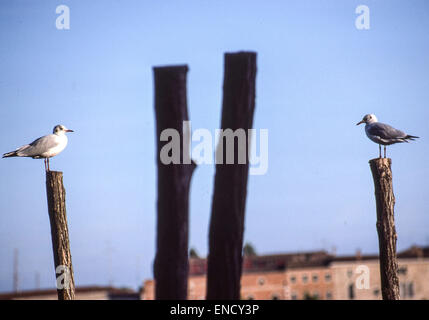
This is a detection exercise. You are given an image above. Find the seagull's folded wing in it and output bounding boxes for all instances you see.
[367,123,406,140]
[16,135,60,157]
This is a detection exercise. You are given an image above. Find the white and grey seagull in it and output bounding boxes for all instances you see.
[356,114,419,158]
[2,125,74,171]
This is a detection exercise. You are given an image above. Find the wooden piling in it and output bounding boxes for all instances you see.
[369,158,400,300]
[45,170,75,300]
[153,65,196,300]
[206,52,257,300]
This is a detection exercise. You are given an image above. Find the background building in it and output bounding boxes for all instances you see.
[142,245,429,300]
[0,286,140,300]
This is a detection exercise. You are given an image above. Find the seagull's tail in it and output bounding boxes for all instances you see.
[3,144,31,158]
[405,135,419,141]
[2,150,18,158]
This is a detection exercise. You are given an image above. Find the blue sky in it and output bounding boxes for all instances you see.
[1,0,428,292]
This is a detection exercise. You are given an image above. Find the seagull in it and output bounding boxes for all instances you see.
[356,114,419,158]
[2,125,74,171]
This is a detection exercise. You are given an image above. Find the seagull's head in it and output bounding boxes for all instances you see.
[356,114,378,126]
[53,125,74,135]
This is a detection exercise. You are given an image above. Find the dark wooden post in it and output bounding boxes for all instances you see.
[153,65,196,300]
[45,171,75,300]
[369,158,400,300]
[206,52,257,300]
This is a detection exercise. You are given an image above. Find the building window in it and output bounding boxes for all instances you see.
[326,291,332,299]
[247,295,254,300]
[347,269,353,278]
[400,283,406,297]
[290,275,296,284]
[324,273,332,282]
[303,292,318,300]
[398,266,408,275]
[258,277,266,286]
[373,288,380,297]
[348,284,355,300]
[271,293,280,300]
[291,292,298,300]
[408,282,414,298]
[312,274,318,283]
[302,274,309,284]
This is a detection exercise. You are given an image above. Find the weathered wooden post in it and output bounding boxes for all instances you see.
[153,65,196,300]
[45,170,75,300]
[369,158,400,300]
[206,52,257,300]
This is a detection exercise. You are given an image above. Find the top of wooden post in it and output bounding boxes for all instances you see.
[369,158,391,165]
[46,170,63,177]
[369,158,392,179]
[153,65,189,73]
[224,51,257,57]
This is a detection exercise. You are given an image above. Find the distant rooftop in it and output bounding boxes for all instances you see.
[0,285,140,300]
[189,245,429,275]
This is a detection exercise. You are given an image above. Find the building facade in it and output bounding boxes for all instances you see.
[142,246,429,300]
[0,286,140,300]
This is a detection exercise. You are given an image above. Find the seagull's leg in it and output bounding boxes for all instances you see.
[44,158,47,172]
[47,158,50,171]
[384,146,387,158]
[379,145,381,158]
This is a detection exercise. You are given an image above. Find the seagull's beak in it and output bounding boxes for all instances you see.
[66,129,74,132]
[356,120,364,126]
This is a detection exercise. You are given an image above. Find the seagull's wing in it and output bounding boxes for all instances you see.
[367,122,407,140]
[16,134,60,158]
